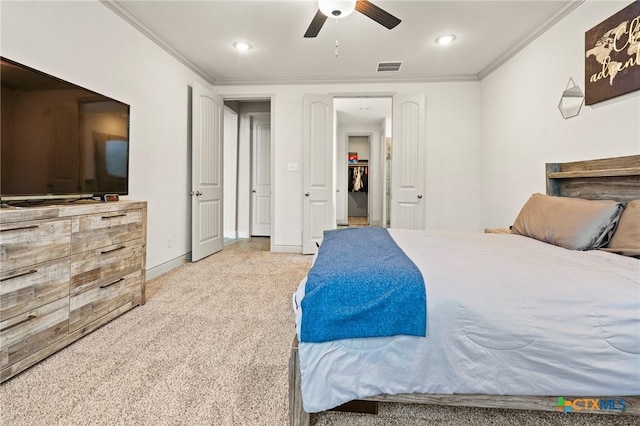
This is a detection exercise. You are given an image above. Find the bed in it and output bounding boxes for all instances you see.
[289,155,640,425]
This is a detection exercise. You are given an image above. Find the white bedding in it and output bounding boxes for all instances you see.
[293,229,640,413]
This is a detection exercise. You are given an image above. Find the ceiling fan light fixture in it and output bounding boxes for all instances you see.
[318,0,356,18]
[233,41,252,51]
[435,34,456,45]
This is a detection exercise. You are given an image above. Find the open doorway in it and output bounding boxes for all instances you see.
[334,97,392,228]
[347,135,370,226]
[222,98,272,250]
[303,93,424,253]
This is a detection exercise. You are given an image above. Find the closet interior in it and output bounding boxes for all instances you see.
[347,136,369,224]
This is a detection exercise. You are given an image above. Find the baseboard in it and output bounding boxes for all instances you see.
[271,244,302,253]
[223,231,238,239]
[146,253,190,280]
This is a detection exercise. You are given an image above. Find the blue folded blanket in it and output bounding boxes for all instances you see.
[300,228,426,343]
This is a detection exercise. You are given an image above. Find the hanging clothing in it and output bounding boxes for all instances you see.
[349,165,368,193]
[361,167,368,193]
[353,167,363,192]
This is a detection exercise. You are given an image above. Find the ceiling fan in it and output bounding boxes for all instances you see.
[304,0,401,38]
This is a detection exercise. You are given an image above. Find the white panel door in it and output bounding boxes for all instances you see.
[391,93,425,230]
[251,113,271,236]
[302,94,334,254]
[191,82,224,262]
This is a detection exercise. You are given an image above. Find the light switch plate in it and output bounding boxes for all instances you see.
[287,162,299,172]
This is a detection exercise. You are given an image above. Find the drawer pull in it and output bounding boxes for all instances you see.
[100,278,125,289]
[0,315,36,332]
[100,246,125,255]
[101,213,127,219]
[1,224,39,233]
[0,269,38,282]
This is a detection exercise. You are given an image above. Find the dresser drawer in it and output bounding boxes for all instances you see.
[69,268,142,332]
[0,258,70,321]
[70,238,144,294]
[71,209,143,254]
[0,219,71,271]
[0,297,69,369]
[0,201,146,383]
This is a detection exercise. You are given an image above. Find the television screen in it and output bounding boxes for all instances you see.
[105,139,128,178]
[1,57,130,201]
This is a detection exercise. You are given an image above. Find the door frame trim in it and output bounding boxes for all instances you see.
[341,132,374,225]
[219,93,275,251]
[334,95,392,228]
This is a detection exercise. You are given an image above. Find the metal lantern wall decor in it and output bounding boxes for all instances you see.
[584,1,640,105]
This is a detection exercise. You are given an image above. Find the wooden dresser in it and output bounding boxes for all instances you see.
[0,200,146,382]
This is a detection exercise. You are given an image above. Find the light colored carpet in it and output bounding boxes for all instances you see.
[0,250,635,425]
[1,250,310,426]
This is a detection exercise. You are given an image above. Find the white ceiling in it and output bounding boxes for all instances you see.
[108,0,582,86]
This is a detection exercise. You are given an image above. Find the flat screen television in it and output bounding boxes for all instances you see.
[1,57,130,202]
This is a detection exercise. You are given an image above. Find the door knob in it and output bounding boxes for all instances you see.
[195,191,202,196]
[252,190,256,193]
[305,192,310,197]
[417,194,423,199]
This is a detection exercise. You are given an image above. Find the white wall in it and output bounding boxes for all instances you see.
[480,0,640,229]
[216,82,482,251]
[348,136,371,161]
[1,1,211,276]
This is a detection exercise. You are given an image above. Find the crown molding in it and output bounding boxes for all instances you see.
[99,0,216,85]
[477,0,585,80]
[211,74,480,86]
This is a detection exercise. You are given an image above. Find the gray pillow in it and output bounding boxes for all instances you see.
[602,200,640,256]
[511,193,623,250]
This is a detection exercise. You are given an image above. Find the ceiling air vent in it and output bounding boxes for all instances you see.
[377,61,403,72]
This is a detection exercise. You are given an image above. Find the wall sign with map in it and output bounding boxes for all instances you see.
[584,1,640,105]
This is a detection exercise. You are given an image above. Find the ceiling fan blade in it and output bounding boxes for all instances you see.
[355,0,401,29]
[304,9,328,38]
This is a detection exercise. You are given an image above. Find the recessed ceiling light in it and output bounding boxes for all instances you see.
[233,41,252,51]
[435,34,456,45]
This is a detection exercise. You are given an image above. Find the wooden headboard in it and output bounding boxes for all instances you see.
[546,155,640,202]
